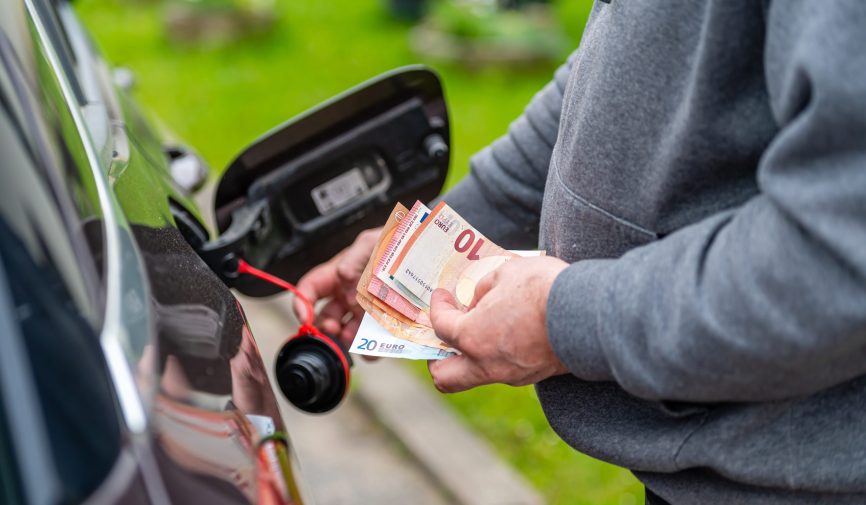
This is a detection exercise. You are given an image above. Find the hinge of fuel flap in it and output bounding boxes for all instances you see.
[196,200,268,287]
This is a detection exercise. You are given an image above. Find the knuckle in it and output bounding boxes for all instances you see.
[496,333,518,359]
[480,358,511,382]
[450,317,472,350]
[336,261,358,282]
[358,228,379,244]
[478,364,502,385]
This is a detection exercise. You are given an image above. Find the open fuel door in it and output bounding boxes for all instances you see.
[201,66,450,296]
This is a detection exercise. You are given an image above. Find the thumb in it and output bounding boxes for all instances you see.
[429,289,466,349]
[428,355,486,393]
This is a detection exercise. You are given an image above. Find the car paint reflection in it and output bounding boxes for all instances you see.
[133,225,298,504]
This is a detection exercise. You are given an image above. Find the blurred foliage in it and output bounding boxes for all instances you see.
[431,0,539,39]
[162,0,277,46]
[75,0,643,503]
[414,1,570,66]
[172,0,262,11]
[435,0,564,45]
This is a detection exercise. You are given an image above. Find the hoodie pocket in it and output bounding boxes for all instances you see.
[540,159,657,261]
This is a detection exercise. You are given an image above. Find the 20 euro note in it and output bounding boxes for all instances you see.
[387,201,517,310]
[350,314,456,360]
[355,290,452,350]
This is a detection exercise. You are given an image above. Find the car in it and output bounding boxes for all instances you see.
[0,0,450,503]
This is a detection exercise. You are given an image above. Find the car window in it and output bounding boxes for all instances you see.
[0,214,122,503]
[6,8,105,301]
[0,22,121,504]
[29,0,85,104]
[0,401,21,505]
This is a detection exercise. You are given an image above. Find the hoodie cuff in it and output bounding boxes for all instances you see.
[546,258,617,382]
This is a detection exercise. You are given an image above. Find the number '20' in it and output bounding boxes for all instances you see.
[454,229,484,260]
[357,338,377,351]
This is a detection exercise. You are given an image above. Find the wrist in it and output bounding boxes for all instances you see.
[545,259,617,382]
[537,257,570,378]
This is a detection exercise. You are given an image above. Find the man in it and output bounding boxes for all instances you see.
[296,1,866,503]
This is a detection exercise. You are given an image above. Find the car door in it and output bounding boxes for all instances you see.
[6,0,305,503]
[0,2,145,503]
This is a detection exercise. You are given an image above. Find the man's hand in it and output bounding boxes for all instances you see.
[294,227,382,347]
[428,256,570,393]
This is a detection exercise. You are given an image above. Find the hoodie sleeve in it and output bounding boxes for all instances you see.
[547,1,866,402]
[441,51,577,250]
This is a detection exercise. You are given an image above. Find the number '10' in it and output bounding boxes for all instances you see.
[454,229,484,260]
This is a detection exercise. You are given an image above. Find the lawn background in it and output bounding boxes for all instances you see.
[75,0,644,503]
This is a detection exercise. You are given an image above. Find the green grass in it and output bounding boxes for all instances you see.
[408,364,645,505]
[75,0,643,502]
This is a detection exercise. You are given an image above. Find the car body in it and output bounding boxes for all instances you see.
[0,0,450,503]
[0,0,305,503]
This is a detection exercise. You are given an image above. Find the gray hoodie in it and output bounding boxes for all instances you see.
[442,1,866,503]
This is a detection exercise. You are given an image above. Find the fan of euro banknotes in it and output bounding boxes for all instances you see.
[349,200,543,360]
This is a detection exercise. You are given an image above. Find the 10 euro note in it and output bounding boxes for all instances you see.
[355,203,434,327]
[387,201,517,310]
[356,202,408,303]
[353,202,452,350]
[370,201,432,318]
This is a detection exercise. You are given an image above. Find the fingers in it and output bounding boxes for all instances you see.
[429,290,487,392]
[318,318,341,336]
[293,227,380,321]
[336,251,367,290]
[427,355,486,393]
[317,298,348,335]
[314,296,364,337]
[339,285,362,315]
[337,228,381,290]
[429,289,467,349]
[338,315,362,349]
[294,260,341,318]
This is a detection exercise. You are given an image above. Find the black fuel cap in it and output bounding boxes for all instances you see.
[274,334,349,413]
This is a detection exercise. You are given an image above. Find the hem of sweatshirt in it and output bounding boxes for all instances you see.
[546,258,617,382]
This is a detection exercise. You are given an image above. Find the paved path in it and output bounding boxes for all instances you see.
[240,292,451,505]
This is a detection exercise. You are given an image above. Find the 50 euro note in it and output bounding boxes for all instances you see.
[387,201,518,310]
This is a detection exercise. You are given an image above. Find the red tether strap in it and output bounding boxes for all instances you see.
[236,259,315,330]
